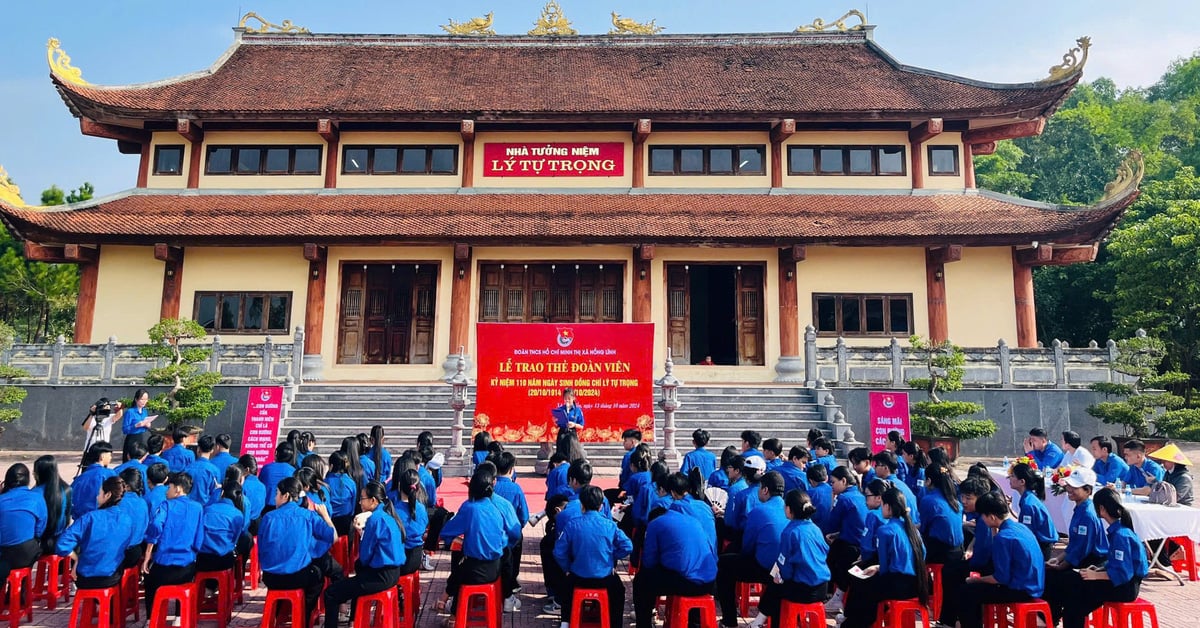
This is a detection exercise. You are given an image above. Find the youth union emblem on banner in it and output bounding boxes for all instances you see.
[557,327,574,348]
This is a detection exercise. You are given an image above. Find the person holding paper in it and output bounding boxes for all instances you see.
[551,387,587,462]
[840,486,929,628]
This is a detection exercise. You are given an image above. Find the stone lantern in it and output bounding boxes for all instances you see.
[655,348,684,464]
[445,347,471,474]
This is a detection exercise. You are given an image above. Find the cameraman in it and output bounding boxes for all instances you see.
[82,398,122,457]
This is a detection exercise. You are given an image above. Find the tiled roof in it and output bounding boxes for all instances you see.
[55,32,1078,122]
[0,188,1135,247]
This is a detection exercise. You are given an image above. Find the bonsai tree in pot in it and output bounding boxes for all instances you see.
[140,318,225,426]
[1087,331,1186,446]
[907,335,996,460]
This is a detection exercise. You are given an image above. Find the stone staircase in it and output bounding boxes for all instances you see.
[283,384,835,474]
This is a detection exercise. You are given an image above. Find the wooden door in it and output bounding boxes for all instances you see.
[337,265,366,364]
[736,265,765,365]
[387,270,412,365]
[410,266,437,364]
[363,267,392,364]
[666,265,690,363]
[502,265,527,322]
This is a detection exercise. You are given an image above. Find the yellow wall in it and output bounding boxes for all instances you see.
[945,246,1017,345]
[782,131,913,189]
[197,131,326,189]
[795,246,929,347]
[146,132,191,189]
[473,132,633,188]
[178,247,310,343]
[924,132,966,189]
[92,246,165,343]
[642,131,771,189]
[336,131,462,189]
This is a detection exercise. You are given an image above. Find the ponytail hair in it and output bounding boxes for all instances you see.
[221,465,246,512]
[1094,487,1133,529]
[900,441,929,470]
[118,467,144,497]
[925,465,960,512]
[295,466,329,503]
[398,469,427,518]
[362,481,405,541]
[100,476,126,509]
[1010,462,1046,501]
[784,488,817,520]
[2,463,30,493]
[881,486,929,607]
[370,425,386,483]
[276,476,303,503]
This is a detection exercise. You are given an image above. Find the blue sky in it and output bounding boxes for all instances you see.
[1,0,1196,199]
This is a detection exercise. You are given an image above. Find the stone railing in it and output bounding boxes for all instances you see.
[0,328,305,385]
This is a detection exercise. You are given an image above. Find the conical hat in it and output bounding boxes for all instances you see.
[1148,442,1192,466]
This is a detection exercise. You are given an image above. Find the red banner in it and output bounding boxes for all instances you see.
[482,142,625,177]
[475,323,654,443]
[869,391,910,453]
[241,386,284,468]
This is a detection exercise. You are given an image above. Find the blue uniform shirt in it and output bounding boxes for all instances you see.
[860,468,878,488]
[360,508,406,569]
[707,468,730,490]
[553,403,584,431]
[471,451,488,466]
[618,448,636,491]
[0,487,48,545]
[895,457,910,484]
[824,485,868,549]
[725,483,761,531]
[116,491,149,547]
[439,498,510,561]
[1104,520,1148,586]
[360,456,377,483]
[1016,491,1058,544]
[143,454,169,470]
[489,494,522,548]
[242,475,267,521]
[859,509,886,562]
[1028,442,1065,471]
[918,493,962,548]
[146,496,204,567]
[993,518,1045,598]
[144,485,167,520]
[545,463,571,501]
[494,477,529,528]
[808,482,833,530]
[162,444,195,473]
[903,466,926,497]
[121,406,151,436]
[209,452,239,475]
[327,473,357,518]
[258,501,334,574]
[776,518,831,586]
[777,463,807,494]
[681,447,717,480]
[742,495,787,570]
[32,484,69,538]
[113,459,149,497]
[56,506,133,578]
[1123,458,1166,488]
[259,462,295,496]
[643,509,717,585]
[418,466,438,506]
[554,510,632,579]
[185,458,221,504]
[1064,499,1108,567]
[877,518,923,576]
[367,448,394,483]
[887,477,921,526]
[72,463,116,520]
[967,512,994,569]
[814,454,837,476]
[670,496,717,555]
[637,491,673,527]
[1092,456,1129,485]
[200,498,246,556]
[625,470,652,507]
[397,501,430,550]
[556,488,612,534]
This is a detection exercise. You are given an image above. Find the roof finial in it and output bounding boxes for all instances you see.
[1100,150,1145,202]
[528,1,576,36]
[1041,36,1091,83]
[609,12,664,35]
[237,12,310,34]
[795,9,866,32]
[46,38,89,86]
[0,166,27,208]
[442,12,496,36]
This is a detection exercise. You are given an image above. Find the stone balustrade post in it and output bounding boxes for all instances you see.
[890,337,904,388]
[209,336,222,374]
[102,336,117,384]
[261,336,274,384]
[803,325,818,386]
[835,337,848,385]
[50,335,65,384]
[292,327,306,382]
[1052,339,1066,389]
[998,338,1011,387]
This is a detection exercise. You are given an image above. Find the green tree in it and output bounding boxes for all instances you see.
[972,140,1032,196]
[907,336,996,441]
[0,321,29,429]
[140,318,224,426]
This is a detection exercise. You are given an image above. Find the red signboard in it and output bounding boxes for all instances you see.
[475,323,654,443]
[482,142,625,177]
[869,391,910,453]
[241,386,284,468]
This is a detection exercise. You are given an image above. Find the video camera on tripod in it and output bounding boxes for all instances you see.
[78,397,121,476]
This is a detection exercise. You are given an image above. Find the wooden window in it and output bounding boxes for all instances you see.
[813,293,912,336]
[647,145,766,176]
[341,145,459,175]
[204,146,323,175]
[153,146,184,176]
[928,145,960,175]
[194,291,291,334]
[788,145,907,176]
[477,263,623,323]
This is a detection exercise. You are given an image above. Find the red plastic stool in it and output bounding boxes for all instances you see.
[1099,597,1159,628]
[397,571,420,628]
[244,539,262,591]
[119,566,140,624]
[876,598,930,628]
[927,564,944,619]
[778,600,825,628]
[147,582,198,628]
[735,581,763,617]
[332,536,354,577]
[0,567,34,628]
[983,599,1051,628]
[353,587,398,628]
[33,554,71,611]
[569,588,611,628]
[260,588,316,628]
[454,579,502,628]
[666,595,718,628]
[196,568,235,628]
[69,585,123,628]
[1168,537,1197,582]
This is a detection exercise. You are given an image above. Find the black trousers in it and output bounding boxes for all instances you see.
[924,537,964,625]
[323,564,402,628]
[715,518,743,554]
[120,544,146,571]
[332,515,354,537]
[263,563,324,623]
[632,565,714,628]
[760,580,827,627]
[541,530,568,602]
[196,552,237,573]
[826,538,862,593]
[842,572,919,628]
[313,552,344,582]
[956,582,1034,628]
[0,539,41,582]
[144,562,197,618]
[715,553,772,625]
[1062,577,1140,628]
[562,573,625,627]
[398,546,423,576]
[446,555,502,613]
[425,507,452,551]
[77,573,122,590]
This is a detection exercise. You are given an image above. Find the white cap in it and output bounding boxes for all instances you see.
[744,455,766,471]
[1065,466,1097,488]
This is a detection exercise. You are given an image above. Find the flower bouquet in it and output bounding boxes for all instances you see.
[1049,465,1074,495]
[1008,455,1037,473]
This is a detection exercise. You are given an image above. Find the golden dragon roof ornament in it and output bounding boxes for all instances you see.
[529,1,577,36]
[0,166,27,208]
[238,12,310,34]
[442,12,496,35]
[1100,150,1144,202]
[1041,36,1091,83]
[609,12,664,35]
[46,38,89,86]
[795,9,866,32]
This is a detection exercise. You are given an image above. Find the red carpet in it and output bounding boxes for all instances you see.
[436,476,619,513]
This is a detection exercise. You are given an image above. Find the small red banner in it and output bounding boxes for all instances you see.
[869,391,910,453]
[475,323,654,443]
[241,386,284,468]
[482,142,625,177]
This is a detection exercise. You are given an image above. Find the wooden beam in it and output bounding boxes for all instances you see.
[770,119,794,189]
[964,142,976,188]
[787,244,807,263]
[23,242,67,262]
[448,245,473,357]
[963,118,1046,145]
[137,142,151,188]
[304,247,326,355]
[911,140,925,189]
[317,119,339,142]
[303,243,326,262]
[75,258,99,343]
[908,118,944,144]
[778,247,799,357]
[927,245,963,265]
[633,257,652,323]
[186,139,202,189]
[79,118,148,144]
[319,120,339,189]
[1016,244,1098,266]
[633,119,652,189]
[637,244,655,261]
[633,119,652,144]
[460,120,475,188]
[454,243,472,261]
[153,244,182,263]
[64,244,99,264]
[176,119,203,144]
[160,249,184,321]
[770,119,796,143]
[1013,247,1037,347]
[971,141,997,156]
[925,250,949,343]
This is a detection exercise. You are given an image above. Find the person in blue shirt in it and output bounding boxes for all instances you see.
[0,464,48,582]
[1024,427,1065,471]
[823,466,867,609]
[722,456,766,553]
[918,465,962,563]
[33,454,71,555]
[762,438,785,470]
[115,467,149,571]
[666,472,717,555]
[260,443,299,512]
[390,469,429,575]
[633,485,719,628]
[437,462,516,616]
[143,463,170,523]
[681,428,717,479]
[757,488,829,628]
[162,426,198,473]
[113,441,150,497]
[609,429,644,509]
[805,464,832,530]
[714,456,748,550]
[56,475,133,590]
[208,433,239,475]
[295,466,343,584]
[141,472,205,618]
[323,482,407,628]
[841,486,929,628]
[619,445,653,526]
[367,425,393,491]
[236,455,267,535]
[847,447,876,489]
[355,433,378,484]
[185,435,222,504]
[1008,461,1058,558]
[1121,439,1166,492]
[544,452,572,503]
[857,479,888,564]
[899,442,927,496]
[198,468,247,578]
[957,478,997,575]
[259,475,337,619]
[872,451,921,526]
[471,431,492,468]
[326,451,359,536]
[119,388,156,461]
[740,430,764,461]
[1060,487,1148,628]
[492,451,529,611]
[73,441,116,520]
[554,485,632,627]
[552,387,587,462]
[143,433,170,470]
[811,438,837,476]
[1044,467,1109,626]
[884,431,909,484]
[336,437,368,495]
[1089,436,1129,485]
[956,491,1046,628]
[777,446,808,494]
[717,471,787,628]
[537,494,574,615]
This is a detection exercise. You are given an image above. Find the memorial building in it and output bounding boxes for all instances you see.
[0,9,1140,384]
